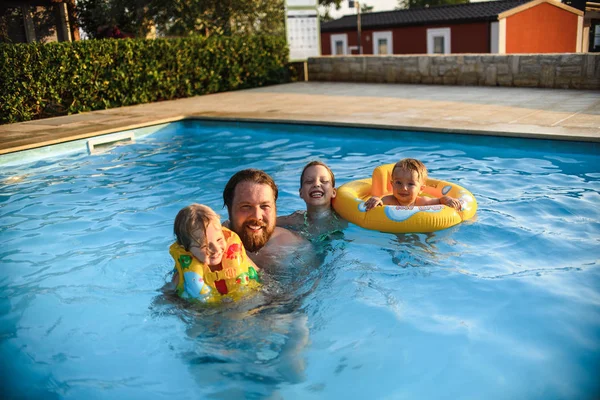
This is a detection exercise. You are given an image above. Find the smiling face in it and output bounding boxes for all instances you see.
[229,181,276,253]
[299,164,336,208]
[390,168,425,206]
[189,222,226,267]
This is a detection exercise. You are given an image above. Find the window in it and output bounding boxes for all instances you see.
[330,34,348,55]
[378,39,388,54]
[433,37,444,54]
[427,28,451,54]
[372,31,393,55]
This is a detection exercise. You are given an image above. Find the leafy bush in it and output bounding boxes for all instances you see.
[0,35,290,124]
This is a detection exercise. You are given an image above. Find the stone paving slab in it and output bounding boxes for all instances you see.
[1,82,599,155]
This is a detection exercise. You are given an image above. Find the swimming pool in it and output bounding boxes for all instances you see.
[1,120,599,399]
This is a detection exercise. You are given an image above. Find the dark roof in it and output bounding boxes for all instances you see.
[321,0,531,32]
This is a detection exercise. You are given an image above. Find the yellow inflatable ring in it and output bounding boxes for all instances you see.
[332,163,477,233]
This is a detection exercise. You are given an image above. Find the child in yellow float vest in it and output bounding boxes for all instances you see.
[170,203,260,303]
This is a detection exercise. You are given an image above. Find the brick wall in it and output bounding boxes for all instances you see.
[307,54,600,90]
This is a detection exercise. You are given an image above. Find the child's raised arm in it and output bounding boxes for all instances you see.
[364,196,383,211]
[420,195,462,210]
[440,195,462,210]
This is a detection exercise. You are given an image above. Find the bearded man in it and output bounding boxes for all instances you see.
[223,169,305,269]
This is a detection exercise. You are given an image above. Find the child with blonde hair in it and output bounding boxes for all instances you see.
[364,158,462,211]
[170,203,259,303]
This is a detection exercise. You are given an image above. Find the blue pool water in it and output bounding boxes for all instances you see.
[1,120,599,399]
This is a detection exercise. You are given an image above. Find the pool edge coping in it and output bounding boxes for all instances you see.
[2,114,599,157]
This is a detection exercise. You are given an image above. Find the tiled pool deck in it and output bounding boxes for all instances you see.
[1,81,599,155]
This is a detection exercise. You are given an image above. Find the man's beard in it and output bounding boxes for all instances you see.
[234,218,275,253]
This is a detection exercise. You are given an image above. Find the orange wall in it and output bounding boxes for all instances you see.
[506,3,578,53]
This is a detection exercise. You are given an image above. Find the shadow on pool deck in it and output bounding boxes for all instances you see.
[1,82,599,155]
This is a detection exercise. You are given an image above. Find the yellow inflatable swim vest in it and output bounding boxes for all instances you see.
[169,227,260,303]
[332,163,477,233]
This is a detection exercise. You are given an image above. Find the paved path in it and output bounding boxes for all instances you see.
[1,82,599,155]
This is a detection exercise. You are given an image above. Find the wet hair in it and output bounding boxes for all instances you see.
[173,203,220,251]
[391,158,428,183]
[300,161,335,188]
[222,169,278,214]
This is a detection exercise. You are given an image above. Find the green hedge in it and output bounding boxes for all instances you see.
[0,35,291,124]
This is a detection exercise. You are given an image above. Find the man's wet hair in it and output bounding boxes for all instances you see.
[223,169,279,214]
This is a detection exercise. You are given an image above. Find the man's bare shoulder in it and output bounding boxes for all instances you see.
[250,226,310,270]
[276,211,305,228]
[270,226,306,246]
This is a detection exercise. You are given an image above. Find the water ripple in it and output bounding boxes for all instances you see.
[1,121,599,399]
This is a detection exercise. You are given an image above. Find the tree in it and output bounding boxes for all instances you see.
[149,0,284,37]
[361,3,374,13]
[0,5,58,43]
[77,0,144,39]
[318,0,343,22]
[318,9,334,22]
[397,0,469,9]
[318,1,372,20]
[319,0,343,7]
[76,0,286,39]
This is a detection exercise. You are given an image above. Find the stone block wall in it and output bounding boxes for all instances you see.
[307,54,600,90]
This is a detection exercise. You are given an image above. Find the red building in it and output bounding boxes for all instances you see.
[321,0,584,55]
